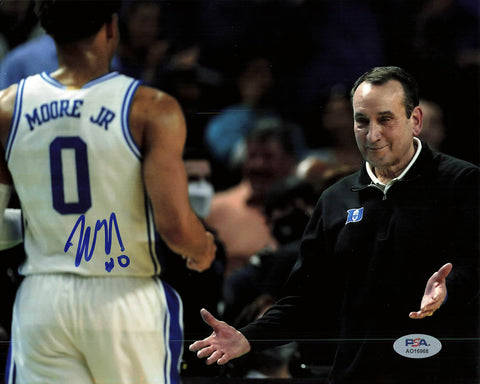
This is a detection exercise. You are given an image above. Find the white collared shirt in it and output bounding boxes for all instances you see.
[366,137,422,194]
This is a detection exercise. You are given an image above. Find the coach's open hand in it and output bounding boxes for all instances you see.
[189,308,251,365]
[409,263,452,319]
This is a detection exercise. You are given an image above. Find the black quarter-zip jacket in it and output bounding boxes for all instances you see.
[240,143,479,383]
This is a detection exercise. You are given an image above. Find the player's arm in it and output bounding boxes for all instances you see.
[130,86,215,272]
[0,85,22,250]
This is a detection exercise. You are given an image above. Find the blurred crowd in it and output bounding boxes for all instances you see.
[0,0,478,380]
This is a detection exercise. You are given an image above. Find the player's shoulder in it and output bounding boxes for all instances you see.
[0,83,19,143]
[132,84,180,112]
[128,84,186,149]
[130,85,184,133]
[0,83,18,117]
[0,83,18,105]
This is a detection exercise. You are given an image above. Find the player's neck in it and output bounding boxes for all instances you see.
[52,61,111,89]
[53,42,113,88]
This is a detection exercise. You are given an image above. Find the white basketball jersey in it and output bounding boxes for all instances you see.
[6,72,162,277]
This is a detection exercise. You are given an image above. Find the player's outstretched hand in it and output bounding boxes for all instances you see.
[189,308,251,365]
[409,263,452,319]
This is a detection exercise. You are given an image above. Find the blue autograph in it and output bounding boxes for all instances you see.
[64,212,129,271]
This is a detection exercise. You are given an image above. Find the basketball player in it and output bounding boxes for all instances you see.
[0,1,216,383]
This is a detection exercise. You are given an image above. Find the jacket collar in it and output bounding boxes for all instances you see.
[353,141,435,190]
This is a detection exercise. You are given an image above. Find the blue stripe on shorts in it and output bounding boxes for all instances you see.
[161,280,183,384]
[5,341,16,384]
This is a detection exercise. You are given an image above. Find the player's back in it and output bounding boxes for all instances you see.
[6,72,162,277]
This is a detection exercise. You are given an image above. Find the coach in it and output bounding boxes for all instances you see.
[190,66,479,384]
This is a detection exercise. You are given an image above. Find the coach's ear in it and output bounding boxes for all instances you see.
[411,105,423,137]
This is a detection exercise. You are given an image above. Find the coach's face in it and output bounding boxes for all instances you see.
[352,80,423,180]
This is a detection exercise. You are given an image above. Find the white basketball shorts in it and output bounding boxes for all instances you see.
[5,274,183,384]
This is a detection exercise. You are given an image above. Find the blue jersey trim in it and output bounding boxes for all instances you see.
[40,72,63,88]
[145,194,161,275]
[5,78,26,163]
[121,80,141,160]
[82,71,119,88]
[5,341,16,384]
[39,71,121,89]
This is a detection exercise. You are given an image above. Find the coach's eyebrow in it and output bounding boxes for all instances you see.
[354,112,368,120]
[377,110,394,117]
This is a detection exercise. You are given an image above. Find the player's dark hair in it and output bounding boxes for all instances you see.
[34,0,122,44]
[350,66,420,118]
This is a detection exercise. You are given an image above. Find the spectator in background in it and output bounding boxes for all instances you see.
[296,156,357,197]
[206,119,299,276]
[160,65,225,152]
[303,84,364,171]
[418,98,446,151]
[0,0,41,60]
[183,147,216,222]
[204,56,278,167]
[0,34,57,89]
[203,55,308,189]
[0,0,57,89]
[411,0,479,164]
[293,0,385,116]
[372,0,478,165]
[115,0,169,85]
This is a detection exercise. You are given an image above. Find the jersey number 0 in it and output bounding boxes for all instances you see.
[50,136,92,214]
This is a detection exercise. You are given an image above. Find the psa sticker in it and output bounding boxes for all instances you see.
[345,207,364,224]
[393,334,442,359]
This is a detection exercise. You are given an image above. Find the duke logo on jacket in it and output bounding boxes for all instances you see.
[345,207,364,224]
[393,334,442,359]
